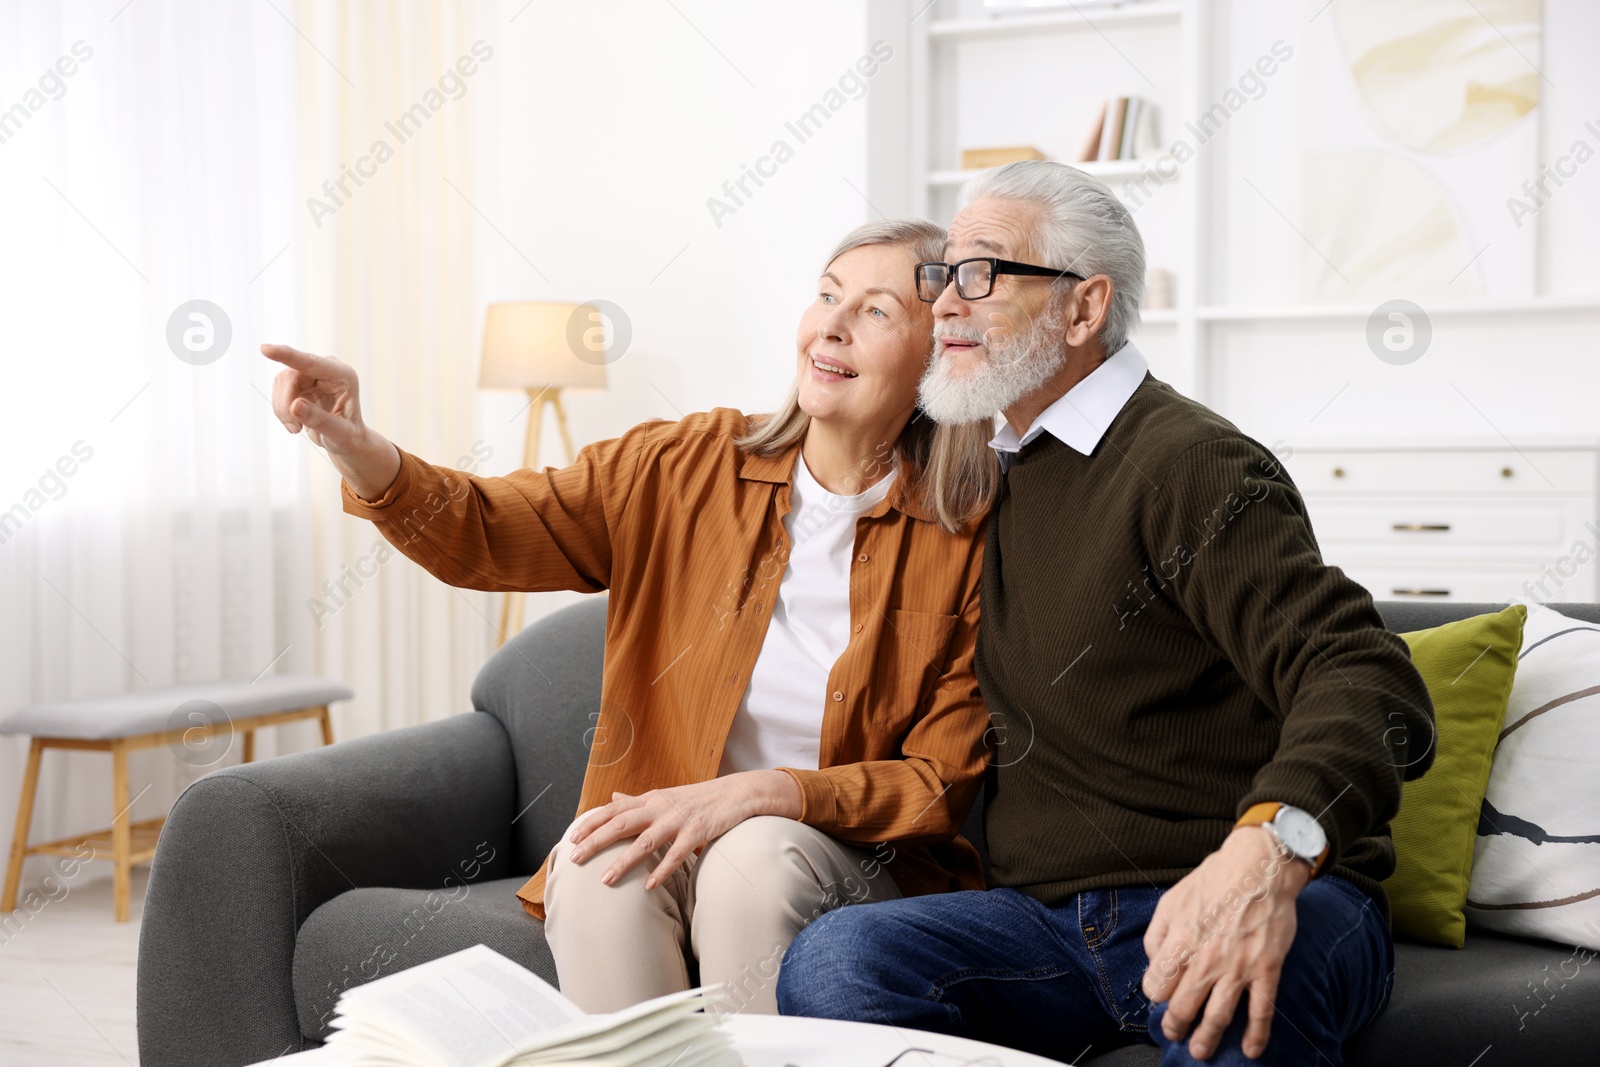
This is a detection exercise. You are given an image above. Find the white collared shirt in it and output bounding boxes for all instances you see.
[989,341,1149,469]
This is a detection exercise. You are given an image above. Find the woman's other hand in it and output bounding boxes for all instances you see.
[567,771,804,890]
[262,343,401,501]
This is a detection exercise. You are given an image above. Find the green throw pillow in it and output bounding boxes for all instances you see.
[1385,604,1526,947]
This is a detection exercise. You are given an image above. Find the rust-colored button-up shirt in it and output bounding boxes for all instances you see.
[341,408,992,918]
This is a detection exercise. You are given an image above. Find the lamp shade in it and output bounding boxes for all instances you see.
[478,301,609,391]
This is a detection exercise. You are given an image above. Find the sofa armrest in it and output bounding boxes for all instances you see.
[137,712,516,1067]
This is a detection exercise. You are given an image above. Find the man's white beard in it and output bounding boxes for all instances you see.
[917,301,1067,425]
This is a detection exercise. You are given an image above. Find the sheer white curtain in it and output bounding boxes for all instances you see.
[0,0,312,886]
[290,0,499,739]
[0,0,501,895]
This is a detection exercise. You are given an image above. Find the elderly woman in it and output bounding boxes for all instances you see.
[262,218,1001,1015]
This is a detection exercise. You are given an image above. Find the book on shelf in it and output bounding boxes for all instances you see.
[1077,100,1107,164]
[322,944,739,1067]
[1099,97,1127,160]
[960,145,1046,169]
[1082,95,1160,163]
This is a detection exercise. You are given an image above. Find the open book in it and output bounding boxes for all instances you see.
[324,945,742,1067]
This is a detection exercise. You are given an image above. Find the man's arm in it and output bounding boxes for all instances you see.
[1146,435,1434,865]
[1137,434,1435,1060]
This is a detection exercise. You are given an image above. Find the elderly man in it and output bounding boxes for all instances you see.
[776,161,1436,1066]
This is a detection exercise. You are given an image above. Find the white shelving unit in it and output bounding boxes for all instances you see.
[863,0,1600,410]
[1195,296,1600,322]
[926,159,1150,187]
[924,1,1186,39]
[869,0,1206,394]
[859,0,1600,604]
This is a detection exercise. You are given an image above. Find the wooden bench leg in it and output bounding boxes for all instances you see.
[2,738,44,913]
[111,739,132,923]
[241,729,255,764]
[317,705,334,747]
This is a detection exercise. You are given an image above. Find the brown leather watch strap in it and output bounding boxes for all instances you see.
[1235,802,1329,874]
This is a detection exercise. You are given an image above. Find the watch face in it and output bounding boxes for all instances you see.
[1274,806,1327,858]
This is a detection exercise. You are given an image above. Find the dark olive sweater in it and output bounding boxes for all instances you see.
[976,374,1436,918]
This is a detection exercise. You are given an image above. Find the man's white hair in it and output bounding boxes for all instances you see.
[959,160,1146,354]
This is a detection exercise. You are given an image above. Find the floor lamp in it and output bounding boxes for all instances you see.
[479,301,609,647]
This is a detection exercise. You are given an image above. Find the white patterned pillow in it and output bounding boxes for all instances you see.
[1465,604,1600,949]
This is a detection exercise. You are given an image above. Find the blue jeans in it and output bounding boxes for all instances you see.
[777,875,1393,1066]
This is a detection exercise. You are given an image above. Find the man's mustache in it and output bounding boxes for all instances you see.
[933,324,989,352]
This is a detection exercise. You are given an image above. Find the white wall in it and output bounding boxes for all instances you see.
[1206,0,1600,447]
[473,0,877,627]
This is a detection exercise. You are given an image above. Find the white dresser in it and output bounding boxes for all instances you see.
[1282,438,1600,605]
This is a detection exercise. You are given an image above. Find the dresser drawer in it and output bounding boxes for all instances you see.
[1288,450,1597,494]
[1335,561,1599,604]
[1303,498,1596,555]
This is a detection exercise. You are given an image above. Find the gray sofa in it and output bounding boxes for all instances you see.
[137,597,1598,1066]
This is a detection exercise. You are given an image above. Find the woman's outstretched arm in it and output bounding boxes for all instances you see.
[263,342,645,595]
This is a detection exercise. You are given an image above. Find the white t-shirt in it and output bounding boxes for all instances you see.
[717,455,895,776]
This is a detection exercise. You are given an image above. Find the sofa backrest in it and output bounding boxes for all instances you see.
[469,595,1596,876]
[1374,600,1600,631]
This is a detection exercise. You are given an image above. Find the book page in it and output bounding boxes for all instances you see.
[327,945,728,1067]
[328,946,586,1067]
[512,1002,707,1062]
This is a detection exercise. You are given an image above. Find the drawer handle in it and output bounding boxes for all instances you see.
[1332,466,1345,479]
[1501,467,1514,479]
[1392,523,1451,532]
[1392,588,1451,597]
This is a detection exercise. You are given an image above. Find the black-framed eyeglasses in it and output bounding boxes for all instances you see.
[915,257,1084,302]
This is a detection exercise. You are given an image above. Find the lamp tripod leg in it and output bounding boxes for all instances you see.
[552,392,576,465]
[496,388,557,648]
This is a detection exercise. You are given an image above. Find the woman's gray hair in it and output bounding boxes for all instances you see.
[824,217,946,274]
[960,160,1146,353]
[737,217,1001,532]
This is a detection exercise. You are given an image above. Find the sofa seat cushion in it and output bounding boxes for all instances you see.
[292,875,555,1041]
[1080,931,1595,1065]
[1346,930,1596,1063]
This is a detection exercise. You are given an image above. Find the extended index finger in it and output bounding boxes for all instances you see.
[260,343,348,381]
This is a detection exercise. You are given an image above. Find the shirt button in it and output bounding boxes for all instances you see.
[857,553,869,563]
[854,623,864,634]
[832,690,844,702]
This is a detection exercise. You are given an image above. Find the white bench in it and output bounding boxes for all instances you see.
[1,675,353,921]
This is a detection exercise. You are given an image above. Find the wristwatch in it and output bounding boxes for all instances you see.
[1235,802,1329,875]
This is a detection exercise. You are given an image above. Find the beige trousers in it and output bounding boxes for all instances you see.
[542,814,901,1015]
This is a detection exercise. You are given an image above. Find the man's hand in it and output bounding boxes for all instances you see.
[566,771,804,890]
[1141,827,1312,1060]
[262,343,401,500]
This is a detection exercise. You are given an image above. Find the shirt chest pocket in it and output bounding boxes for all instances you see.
[872,607,963,730]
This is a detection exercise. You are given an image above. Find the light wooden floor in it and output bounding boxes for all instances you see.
[0,869,146,1066]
